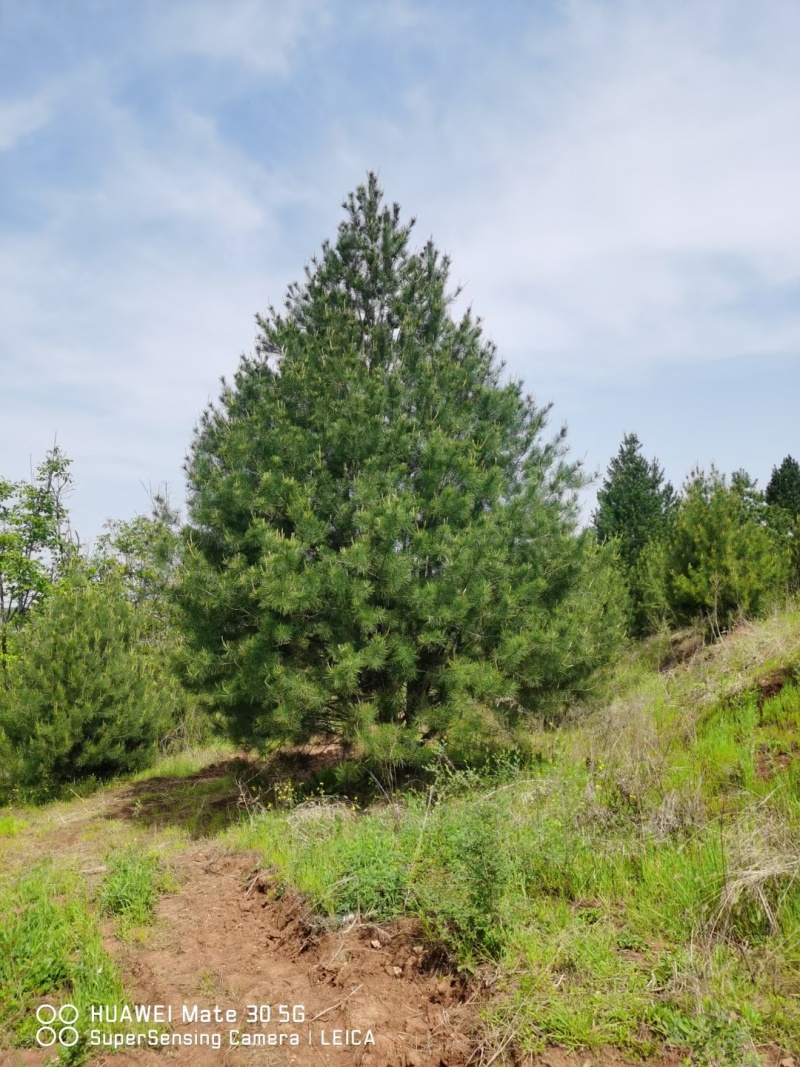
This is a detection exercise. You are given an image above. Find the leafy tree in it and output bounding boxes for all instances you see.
[180,174,626,760]
[664,468,789,632]
[766,455,800,518]
[94,493,212,748]
[593,433,677,633]
[96,490,182,619]
[0,447,73,667]
[0,566,177,799]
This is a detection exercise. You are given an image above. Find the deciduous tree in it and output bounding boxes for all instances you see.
[0,447,73,668]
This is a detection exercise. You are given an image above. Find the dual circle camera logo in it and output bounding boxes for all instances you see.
[36,1004,80,1047]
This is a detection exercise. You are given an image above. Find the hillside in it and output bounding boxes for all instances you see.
[2,606,800,1067]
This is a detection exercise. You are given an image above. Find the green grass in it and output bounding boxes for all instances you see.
[129,742,239,783]
[99,846,176,931]
[0,813,25,837]
[0,860,128,1059]
[230,770,800,1059]
[225,612,800,1062]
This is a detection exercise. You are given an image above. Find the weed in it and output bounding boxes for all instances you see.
[99,847,174,930]
[197,970,218,996]
[0,860,127,1056]
[412,801,514,965]
[656,1002,759,1067]
[0,814,24,837]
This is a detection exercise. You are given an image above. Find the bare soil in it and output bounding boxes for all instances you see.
[100,847,478,1067]
[3,762,797,1067]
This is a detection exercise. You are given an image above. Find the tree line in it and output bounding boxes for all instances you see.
[593,436,799,637]
[1,175,797,800]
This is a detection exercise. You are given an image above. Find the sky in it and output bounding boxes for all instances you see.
[1,0,799,542]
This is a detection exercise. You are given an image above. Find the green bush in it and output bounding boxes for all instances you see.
[327,820,410,917]
[664,470,790,632]
[0,571,176,800]
[412,801,514,963]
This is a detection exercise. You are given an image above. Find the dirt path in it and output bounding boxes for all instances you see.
[4,765,792,1067]
[104,847,477,1067]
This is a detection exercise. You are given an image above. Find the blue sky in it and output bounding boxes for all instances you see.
[1,0,799,540]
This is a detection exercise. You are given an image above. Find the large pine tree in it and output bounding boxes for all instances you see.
[180,175,625,758]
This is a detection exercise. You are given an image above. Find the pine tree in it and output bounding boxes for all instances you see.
[593,433,677,633]
[180,175,626,759]
[764,456,800,591]
[0,567,175,799]
[665,468,790,632]
[766,455,800,518]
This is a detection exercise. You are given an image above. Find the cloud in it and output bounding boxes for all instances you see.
[159,0,329,75]
[0,66,324,537]
[2,0,799,538]
[0,95,50,151]
[300,0,798,382]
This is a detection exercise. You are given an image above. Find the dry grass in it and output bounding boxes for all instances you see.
[713,813,800,938]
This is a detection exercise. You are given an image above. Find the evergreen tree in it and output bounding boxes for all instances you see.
[180,175,626,759]
[766,455,800,518]
[593,433,677,633]
[0,567,176,799]
[665,468,789,632]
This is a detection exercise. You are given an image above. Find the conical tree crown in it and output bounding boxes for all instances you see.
[182,175,625,756]
[594,433,676,570]
[766,455,800,518]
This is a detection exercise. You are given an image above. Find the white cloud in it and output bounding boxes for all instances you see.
[159,0,329,75]
[2,0,799,538]
[0,95,50,151]
[345,0,800,376]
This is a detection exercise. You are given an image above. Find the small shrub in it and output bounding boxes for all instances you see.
[0,572,176,800]
[412,802,513,964]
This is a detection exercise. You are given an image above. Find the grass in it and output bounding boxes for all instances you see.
[2,605,800,1064]
[225,608,800,1063]
[230,774,800,1061]
[0,813,25,837]
[0,859,128,1058]
[0,806,179,1057]
[99,846,177,932]
[129,741,239,783]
